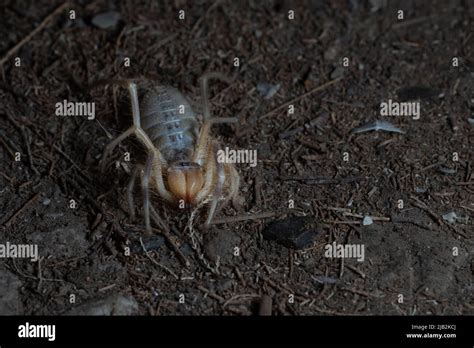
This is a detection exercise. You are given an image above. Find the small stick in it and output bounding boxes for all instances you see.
[340,287,384,298]
[260,78,342,120]
[150,205,190,268]
[279,176,365,184]
[346,264,366,279]
[391,215,433,231]
[410,197,467,238]
[191,0,222,36]
[4,192,40,227]
[211,211,276,225]
[325,207,351,212]
[324,220,361,225]
[139,237,179,280]
[410,196,443,225]
[0,3,70,67]
[222,294,260,308]
[197,285,225,303]
[417,161,444,173]
[98,284,116,292]
[36,257,44,291]
[343,212,390,221]
[392,16,433,29]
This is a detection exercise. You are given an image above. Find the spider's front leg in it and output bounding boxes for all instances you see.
[100,81,156,172]
[104,80,174,235]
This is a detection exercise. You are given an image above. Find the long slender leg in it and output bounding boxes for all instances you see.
[127,166,141,220]
[200,72,233,121]
[221,163,240,208]
[193,73,237,166]
[153,156,174,203]
[100,127,136,172]
[195,142,216,203]
[142,152,155,236]
[205,143,226,227]
[100,81,156,170]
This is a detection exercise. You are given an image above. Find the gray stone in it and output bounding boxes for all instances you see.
[66,294,138,315]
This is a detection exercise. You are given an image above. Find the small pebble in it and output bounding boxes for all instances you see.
[362,216,373,226]
[437,166,457,175]
[442,212,457,224]
[42,198,51,206]
[92,11,121,29]
[312,275,338,284]
[257,82,280,100]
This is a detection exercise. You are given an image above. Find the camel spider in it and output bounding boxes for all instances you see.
[100,73,240,234]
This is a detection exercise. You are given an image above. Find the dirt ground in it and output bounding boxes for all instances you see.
[0,0,473,316]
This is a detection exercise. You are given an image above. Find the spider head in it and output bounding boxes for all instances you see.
[167,162,204,205]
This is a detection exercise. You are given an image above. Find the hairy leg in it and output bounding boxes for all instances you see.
[194,142,216,203]
[193,73,238,166]
[127,166,141,221]
[100,81,157,171]
[222,163,240,208]
[142,152,155,235]
[205,143,226,227]
[101,80,174,232]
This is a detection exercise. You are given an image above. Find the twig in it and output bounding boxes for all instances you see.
[222,294,260,308]
[410,196,467,238]
[36,257,44,291]
[139,237,179,280]
[150,205,189,268]
[197,285,225,303]
[324,220,361,225]
[340,287,384,298]
[392,15,433,29]
[279,176,365,184]
[391,215,433,231]
[191,0,222,36]
[4,192,40,227]
[0,3,70,67]
[260,78,342,120]
[211,211,276,225]
[345,264,366,279]
[410,196,443,225]
[417,161,444,173]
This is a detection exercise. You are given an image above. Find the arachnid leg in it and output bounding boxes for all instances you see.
[100,81,157,171]
[142,152,155,235]
[127,166,141,221]
[152,155,174,203]
[100,127,136,172]
[193,73,238,166]
[204,143,226,227]
[200,72,233,121]
[195,141,216,203]
[101,80,174,233]
[222,163,240,209]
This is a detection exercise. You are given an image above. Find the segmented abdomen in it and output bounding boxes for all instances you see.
[140,86,198,163]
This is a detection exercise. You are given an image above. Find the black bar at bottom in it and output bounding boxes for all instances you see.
[0,315,472,345]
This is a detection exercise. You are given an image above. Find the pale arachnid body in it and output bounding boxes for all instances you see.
[100,73,240,234]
